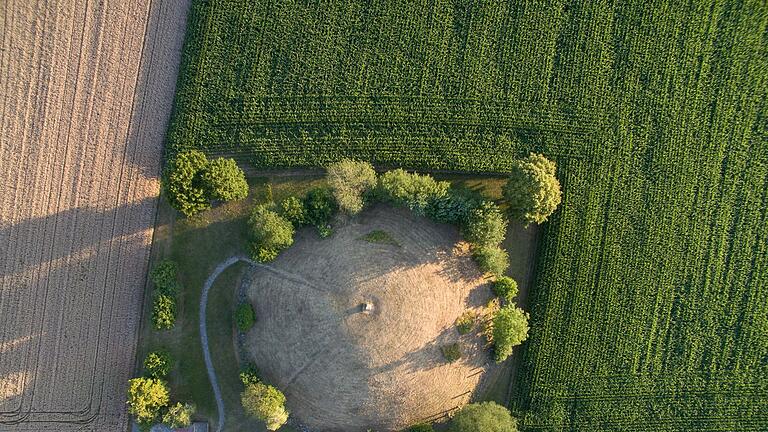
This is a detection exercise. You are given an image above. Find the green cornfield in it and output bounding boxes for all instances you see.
[167,0,768,430]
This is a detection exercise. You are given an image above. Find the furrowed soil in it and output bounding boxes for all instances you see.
[0,0,189,430]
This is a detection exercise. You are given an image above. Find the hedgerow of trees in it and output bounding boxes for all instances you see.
[503,153,562,225]
[163,150,249,216]
[447,402,519,432]
[326,159,377,214]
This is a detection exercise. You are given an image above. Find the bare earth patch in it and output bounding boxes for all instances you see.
[0,0,189,430]
[245,205,496,431]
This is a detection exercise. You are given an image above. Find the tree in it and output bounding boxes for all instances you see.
[492,276,518,302]
[280,196,307,227]
[162,150,210,216]
[463,201,508,247]
[472,245,509,277]
[127,377,170,426]
[150,260,179,295]
[326,159,377,214]
[503,153,562,225]
[162,402,195,428]
[201,157,249,201]
[447,402,519,432]
[490,305,530,362]
[303,187,337,235]
[143,351,171,378]
[378,169,449,215]
[152,294,176,330]
[241,382,289,431]
[248,205,294,262]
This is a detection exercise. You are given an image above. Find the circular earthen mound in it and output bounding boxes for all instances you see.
[244,205,492,431]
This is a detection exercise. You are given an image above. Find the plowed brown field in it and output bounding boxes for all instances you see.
[0,0,189,430]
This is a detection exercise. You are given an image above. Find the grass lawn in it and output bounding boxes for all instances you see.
[135,172,536,429]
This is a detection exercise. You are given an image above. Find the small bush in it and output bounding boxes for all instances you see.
[407,423,435,432]
[455,311,476,335]
[235,303,256,332]
[162,150,210,216]
[152,294,176,330]
[280,196,307,227]
[378,169,450,215]
[201,157,249,201]
[492,276,518,302]
[326,159,377,214]
[304,187,337,229]
[150,260,179,295]
[489,305,530,363]
[127,377,170,426]
[472,245,509,277]
[241,382,289,431]
[143,351,171,378]
[441,343,462,363]
[462,201,508,247]
[240,364,262,386]
[503,153,562,225]
[162,402,195,428]
[248,205,294,262]
[360,230,400,246]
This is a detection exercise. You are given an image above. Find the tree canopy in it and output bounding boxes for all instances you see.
[326,159,377,214]
[201,157,249,201]
[503,153,562,225]
[248,205,295,262]
[491,305,530,362]
[126,377,170,426]
[241,382,289,431]
[447,402,519,432]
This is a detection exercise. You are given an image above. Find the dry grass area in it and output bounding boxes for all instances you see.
[245,205,499,431]
[0,0,189,430]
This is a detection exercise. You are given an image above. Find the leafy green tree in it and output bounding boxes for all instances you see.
[150,260,179,295]
[378,169,450,215]
[162,402,195,428]
[326,159,377,214]
[248,205,294,262]
[152,294,176,330]
[304,187,337,232]
[447,402,519,432]
[503,153,562,225]
[280,196,307,227]
[201,157,249,201]
[463,201,508,247]
[490,305,530,362]
[127,377,170,426]
[162,150,210,216]
[143,351,171,378]
[472,245,509,277]
[235,302,257,332]
[241,382,289,431]
[492,276,518,302]
[425,189,481,225]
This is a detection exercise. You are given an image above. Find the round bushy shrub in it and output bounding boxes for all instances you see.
[304,187,337,230]
[248,205,294,262]
[503,153,562,225]
[162,402,195,428]
[280,196,307,227]
[201,157,249,201]
[455,311,476,335]
[152,294,176,330]
[241,382,289,431]
[490,305,530,363]
[447,402,519,432]
[472,245,509,277]
[326,159,377,214]
[143,350,171,378]
[150,260,179,295]
[378,169,449,215]
[492,276,518,302]
[463,201,508,247]
[127,377,170,426]
[235,302,256,332]
[162,150,210,216]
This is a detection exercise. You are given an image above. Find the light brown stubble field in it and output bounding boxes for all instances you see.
[0,0,189,430]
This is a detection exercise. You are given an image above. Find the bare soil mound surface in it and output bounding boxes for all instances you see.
[245,205,493,431]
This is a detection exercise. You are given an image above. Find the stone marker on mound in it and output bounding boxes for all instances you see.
[244,205,497,431]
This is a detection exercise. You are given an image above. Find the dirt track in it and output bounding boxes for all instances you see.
[0,0,189,430]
